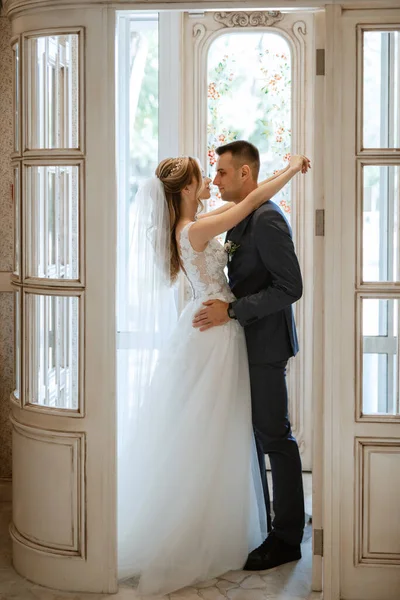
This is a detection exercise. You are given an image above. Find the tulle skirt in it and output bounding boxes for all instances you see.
[118,297,267,595]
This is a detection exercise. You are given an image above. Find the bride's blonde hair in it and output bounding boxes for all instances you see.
[156,157,202,283]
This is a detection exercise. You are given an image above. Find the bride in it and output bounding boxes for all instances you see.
[118,154,307,595]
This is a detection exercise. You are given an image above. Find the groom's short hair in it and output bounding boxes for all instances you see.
[216,141,260,180]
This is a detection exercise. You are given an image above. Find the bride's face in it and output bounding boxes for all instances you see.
[199,176,212,200]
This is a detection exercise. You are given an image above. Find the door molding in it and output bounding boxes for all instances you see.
[322,5,342,600]
[184,9,316,470]
[10,416,86,557]
[5,0,400,18]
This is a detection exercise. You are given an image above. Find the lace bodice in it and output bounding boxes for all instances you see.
[179,222,235,303]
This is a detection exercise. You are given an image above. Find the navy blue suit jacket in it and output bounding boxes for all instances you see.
[227,200,302,364]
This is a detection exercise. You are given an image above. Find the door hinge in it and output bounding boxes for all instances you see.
[316,49,325,76]
[315,209,325,236]
[313,528,324,556]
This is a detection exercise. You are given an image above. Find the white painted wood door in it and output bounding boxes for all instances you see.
[9,7,117,593]
[332,7,400,600]
[181,9,318,473]
[182,10,324,592]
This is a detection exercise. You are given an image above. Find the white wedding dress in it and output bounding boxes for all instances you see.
[118,222,267,595]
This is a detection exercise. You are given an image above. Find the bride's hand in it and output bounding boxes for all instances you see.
[290,154,311,174]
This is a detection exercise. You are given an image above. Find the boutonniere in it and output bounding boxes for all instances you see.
[224,240,240,262]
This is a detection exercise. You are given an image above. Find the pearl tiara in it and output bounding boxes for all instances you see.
[168,157,185,177]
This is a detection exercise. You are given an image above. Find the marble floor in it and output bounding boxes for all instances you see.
[0,475,319,600]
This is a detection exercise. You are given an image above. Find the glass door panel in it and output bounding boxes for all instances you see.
[362,165,399,283]
[13,164,21,277]
[14,290,21,403]
[13,42,20,153]
[25,164,80,281]
[25,291,81,412]
[25,33,80,150]
[362,297,399,415]
[363,30,400,150]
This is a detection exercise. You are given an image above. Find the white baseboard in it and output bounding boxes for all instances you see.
[0,478,12,502]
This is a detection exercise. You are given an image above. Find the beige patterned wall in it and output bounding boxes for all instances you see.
[0,16,14,479]
[0,294,13,479]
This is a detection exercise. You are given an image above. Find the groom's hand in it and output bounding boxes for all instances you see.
[192,300,229,332]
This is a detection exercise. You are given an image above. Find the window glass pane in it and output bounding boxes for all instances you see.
[15,290,21,399]
[363,353,388,413]
[363,298,388,336]
[363,30,400,149]
[363,165,399,282]
[116,14,159,334]
[13,165,20,277]
[130,20,159,194]
[13,42,19,152]
[25,165,80,280]
[26,293,80,410]
[362,298,399,415]
[26,34,79,149]
[207,32,292,222]
[116,13,166,442]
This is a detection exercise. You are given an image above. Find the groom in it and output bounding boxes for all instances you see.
[193,140,305,571]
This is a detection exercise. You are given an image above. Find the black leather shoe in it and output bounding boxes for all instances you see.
[244,533,301,571]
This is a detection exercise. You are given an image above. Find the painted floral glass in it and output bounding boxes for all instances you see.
[207,32,292,220]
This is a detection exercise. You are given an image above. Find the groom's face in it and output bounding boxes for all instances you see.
[213,152,244,202]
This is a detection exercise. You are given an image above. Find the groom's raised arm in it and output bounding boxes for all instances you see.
[232,208,302,326]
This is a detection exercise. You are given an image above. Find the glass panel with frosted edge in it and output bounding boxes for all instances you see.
[13,165,20,276]
[363,30,400,149]
[116,14,159,335]
[363,165,399,282]
[362,298,398,415]
[15,290,21,400]
[128,18,159,199]
[25,165,79,280]
[13,43,19,152]
[26,293,80,410]
[26,34,79,149]
[207,32,292,234]
[116,13,167,459]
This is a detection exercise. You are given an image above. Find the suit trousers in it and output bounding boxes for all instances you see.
[249,360,305,547]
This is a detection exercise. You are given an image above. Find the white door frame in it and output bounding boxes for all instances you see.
[8,0,392,597]
[322,5,342,599]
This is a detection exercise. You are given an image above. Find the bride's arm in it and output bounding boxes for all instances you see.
[197,202,235,220]
[258,155,309,186]
[258,164,290,187]
[197,163,295,220]
[189,156,307,250]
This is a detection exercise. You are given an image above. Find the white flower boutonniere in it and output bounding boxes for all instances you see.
[224,240,240,262]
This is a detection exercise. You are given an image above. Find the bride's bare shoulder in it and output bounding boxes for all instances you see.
[175,220,195,244]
